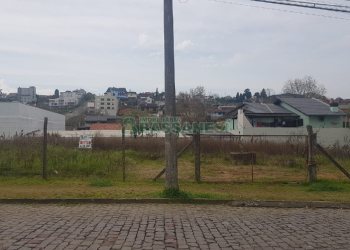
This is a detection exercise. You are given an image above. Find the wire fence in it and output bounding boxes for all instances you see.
[0,133,349,183]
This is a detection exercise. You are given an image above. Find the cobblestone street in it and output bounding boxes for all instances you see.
[0,204,349,249]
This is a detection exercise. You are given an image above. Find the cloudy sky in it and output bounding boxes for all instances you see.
[0,0,349,97]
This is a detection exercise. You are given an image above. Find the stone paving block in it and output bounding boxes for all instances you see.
[0,204,350,249]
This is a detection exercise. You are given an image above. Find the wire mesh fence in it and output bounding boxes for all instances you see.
[0,133,349,183]
[188,135,308,183]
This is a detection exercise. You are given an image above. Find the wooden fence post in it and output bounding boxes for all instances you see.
[194,131,201,183]
[251,155,254,183]
[42,117,48,180]
[122,123,126,182]
[306,125,317,182]
[153,139,193,181]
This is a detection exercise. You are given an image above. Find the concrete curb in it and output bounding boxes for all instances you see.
[228,200,350,209]
[0,199,349,209]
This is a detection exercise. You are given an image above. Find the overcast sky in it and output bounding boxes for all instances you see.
[0,0,349,97]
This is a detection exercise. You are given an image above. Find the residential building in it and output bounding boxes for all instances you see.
[226,103,301,130]
[126,91,138,106]
[140,96,153,104]
[154,92,165,108]
[137,92,154,106]
[87,102,95,114]
[225,97,349,147]
[276,97,345,128]
[227,98,345,130]
[0,102,65,138]
[17,86,37,104]
[49,89,86,107]
[94,92,119,116]
[105,87,128,100]
[208,105,236,121]
[85,115,117,124]
[127,91,137,99]
[339,103,350,128]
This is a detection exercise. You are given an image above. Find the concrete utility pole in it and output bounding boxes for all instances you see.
[164,0,179,190]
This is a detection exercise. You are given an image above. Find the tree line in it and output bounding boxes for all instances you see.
[211,75,327,105]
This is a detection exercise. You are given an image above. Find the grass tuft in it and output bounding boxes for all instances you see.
[160,188,221,200]
[160,189,191,199]
[306,180,346,192]
[89,178,114,187]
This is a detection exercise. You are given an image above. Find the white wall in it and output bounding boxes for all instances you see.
[231,108,350,146]
[0,103,65,138]
[237,109,252,129]
[314,128,350,147]
[56,130,171,138]
[231,127,350,147]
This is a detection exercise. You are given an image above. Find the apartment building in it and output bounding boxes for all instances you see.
[94,92,119,117]
[17,86,37,104]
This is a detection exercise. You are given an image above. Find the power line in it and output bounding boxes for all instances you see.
[250,0,350,13]
[207,0,350,20]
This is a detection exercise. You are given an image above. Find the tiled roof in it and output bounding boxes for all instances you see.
[89,123,122,130]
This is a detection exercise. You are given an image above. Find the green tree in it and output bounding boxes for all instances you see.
[244,89,252,99]
[54,89,59,98]
[260,88,267,99]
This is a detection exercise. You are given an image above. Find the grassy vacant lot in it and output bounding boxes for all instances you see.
[1,178,350,202]
[0,136,349,201]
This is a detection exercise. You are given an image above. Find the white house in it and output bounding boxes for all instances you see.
[49,89,86,107]
[225,99,350,147]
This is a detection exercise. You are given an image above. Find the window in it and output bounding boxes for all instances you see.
[107,107,110,109]
[297,119,304,127]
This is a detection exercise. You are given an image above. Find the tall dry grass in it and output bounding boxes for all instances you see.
[0,135,349,178]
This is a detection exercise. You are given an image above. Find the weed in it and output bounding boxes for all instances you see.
[159,188,221,200]
[306,180,347,192]
[89,178,114,187]
[160,189,191,199]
